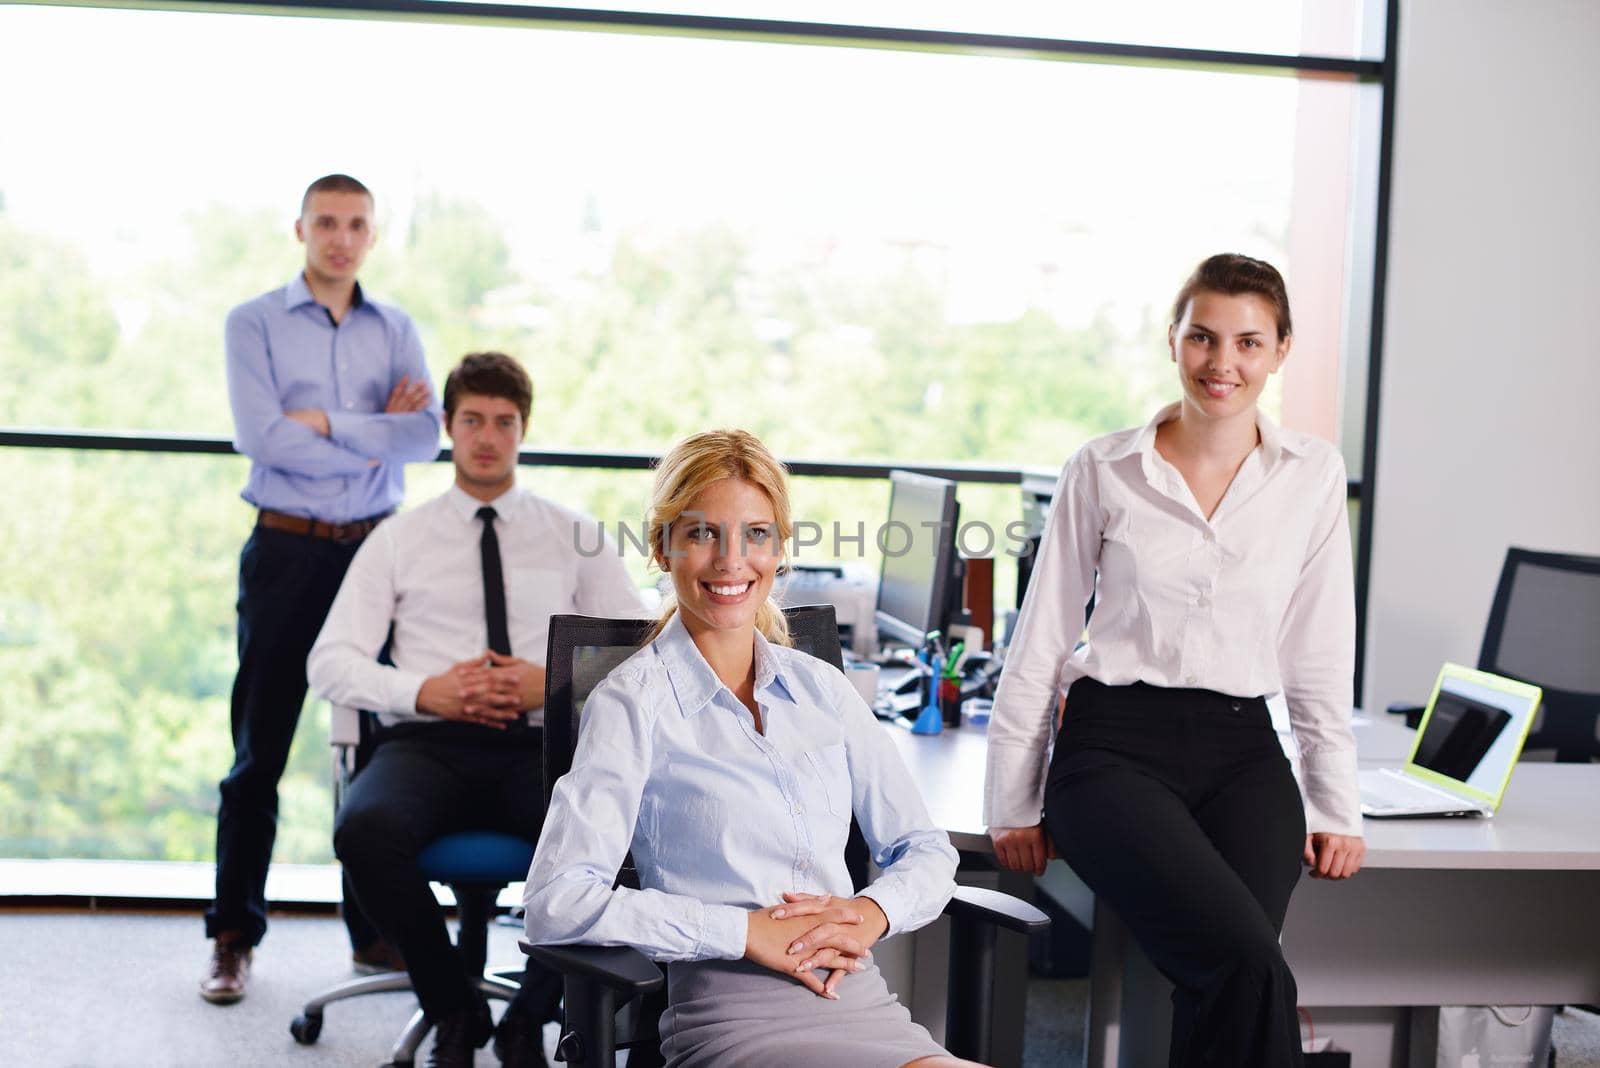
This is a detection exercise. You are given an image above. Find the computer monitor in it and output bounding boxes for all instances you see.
[1015,469,1057,608]
[875,470,963,649]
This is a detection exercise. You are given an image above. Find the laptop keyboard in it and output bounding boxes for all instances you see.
[1361,778,1431,810]
[1359,769,1460,811]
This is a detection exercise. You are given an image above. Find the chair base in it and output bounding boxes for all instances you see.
[290,967,522,1067]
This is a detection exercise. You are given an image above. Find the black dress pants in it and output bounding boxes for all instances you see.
[333,725,563,1023]
[207,525,377,949]
[1043,678,1306,1068]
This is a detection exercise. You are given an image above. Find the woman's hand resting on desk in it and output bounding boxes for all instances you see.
[1303,833,1365,879]
[745,893,888,998]
[990,824,1057,877]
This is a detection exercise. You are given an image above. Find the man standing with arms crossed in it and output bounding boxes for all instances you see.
[202,174,442,1003]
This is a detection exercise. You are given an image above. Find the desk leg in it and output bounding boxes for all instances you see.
[889,867,1033,1068]
[988,869,1033,1068]
[1087,897,1125,1068]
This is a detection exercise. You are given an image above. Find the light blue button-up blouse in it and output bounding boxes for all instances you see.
[523,612,957,962]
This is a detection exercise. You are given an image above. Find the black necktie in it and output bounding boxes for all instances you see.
[477,506,511,656]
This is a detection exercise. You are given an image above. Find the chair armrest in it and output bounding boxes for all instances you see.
[330,703,362,746]
[940,884,1050,1060]
[943,884,1050,934]
[520,941,664,996]
[329,705,363,812]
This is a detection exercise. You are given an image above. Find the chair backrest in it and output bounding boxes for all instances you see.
[1478,547,1600,762]
[780,602,847,671]
[542,604,846,802]
[542,614,656,807]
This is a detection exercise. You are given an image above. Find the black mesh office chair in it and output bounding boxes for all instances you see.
[524,604,1048,1067]
[1391,548,1600,763]
[1478,548,1600,762]
[288,705,532,1066]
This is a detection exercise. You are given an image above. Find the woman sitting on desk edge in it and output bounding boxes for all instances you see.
[987,253,1366,1068]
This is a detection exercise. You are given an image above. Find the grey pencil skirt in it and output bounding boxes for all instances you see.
[658,957,947,1068]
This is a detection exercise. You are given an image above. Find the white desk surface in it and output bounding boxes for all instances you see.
[882,714,1600,870]
[880,719,991,850]
[1347,715,1600,869]
[887,712,1600,1064]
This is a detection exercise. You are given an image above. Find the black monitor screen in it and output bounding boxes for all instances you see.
[875,471,959,647]
[1412,692,1512,782]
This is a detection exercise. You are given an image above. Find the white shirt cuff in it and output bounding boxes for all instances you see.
[1300,746,1362,837]
[387,669,429,717]
[983,738,1049,829]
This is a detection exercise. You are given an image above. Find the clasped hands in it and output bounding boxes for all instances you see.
[415,651,545,729]
[745,892,889,1000]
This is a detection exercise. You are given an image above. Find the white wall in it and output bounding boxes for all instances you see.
[1363,0,1600,709]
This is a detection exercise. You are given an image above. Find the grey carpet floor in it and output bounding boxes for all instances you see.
[2,908,1596,1067]
[0,908,551,1067]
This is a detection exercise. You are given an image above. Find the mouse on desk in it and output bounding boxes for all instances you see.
[891,670,923,696]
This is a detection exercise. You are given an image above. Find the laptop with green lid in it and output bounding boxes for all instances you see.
[1360,663,1543,818]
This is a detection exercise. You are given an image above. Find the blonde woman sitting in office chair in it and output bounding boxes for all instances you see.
[987,253,1366,1068]
[524,429,981,1068]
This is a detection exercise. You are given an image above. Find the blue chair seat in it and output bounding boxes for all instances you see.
[418,831,536,883]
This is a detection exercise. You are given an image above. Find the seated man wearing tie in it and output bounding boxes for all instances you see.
[308,351,645,1068]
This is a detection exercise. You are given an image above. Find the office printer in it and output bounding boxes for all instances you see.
[779,561,878,659]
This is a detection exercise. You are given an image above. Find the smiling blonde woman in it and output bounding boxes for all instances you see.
[524,429,982,1068]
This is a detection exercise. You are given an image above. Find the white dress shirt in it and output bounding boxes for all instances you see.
[985,403,1361,837]
[522,611,959,962]
[308,483,646,728]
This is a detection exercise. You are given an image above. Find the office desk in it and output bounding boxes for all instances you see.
[1094,717,1600,1066]
[881,719,992,849]
[881,716,1600,1068]
[873,720,1036,1068]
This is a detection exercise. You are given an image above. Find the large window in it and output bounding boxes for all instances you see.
[1,3,1382,459]
[0,1,1389,867]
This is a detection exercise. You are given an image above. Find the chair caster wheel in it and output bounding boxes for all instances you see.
[290,1011,323,1044]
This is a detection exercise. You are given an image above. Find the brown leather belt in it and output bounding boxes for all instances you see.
[256,509,389,545]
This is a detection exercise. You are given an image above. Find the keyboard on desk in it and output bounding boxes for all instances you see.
[1360,775,1435,810]
[1358,767,1486,817]
[880,689,925,717]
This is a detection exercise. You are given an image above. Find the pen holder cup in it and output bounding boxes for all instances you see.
[845,663,880,707]
[938,678,962,728]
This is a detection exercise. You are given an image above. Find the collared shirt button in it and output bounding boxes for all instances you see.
[1185,673,1198,685]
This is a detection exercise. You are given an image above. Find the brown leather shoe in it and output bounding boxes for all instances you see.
[351,937,407,975]
[199,935,252,1004]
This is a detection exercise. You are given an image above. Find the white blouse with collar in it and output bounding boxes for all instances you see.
[985,404,1361,837]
